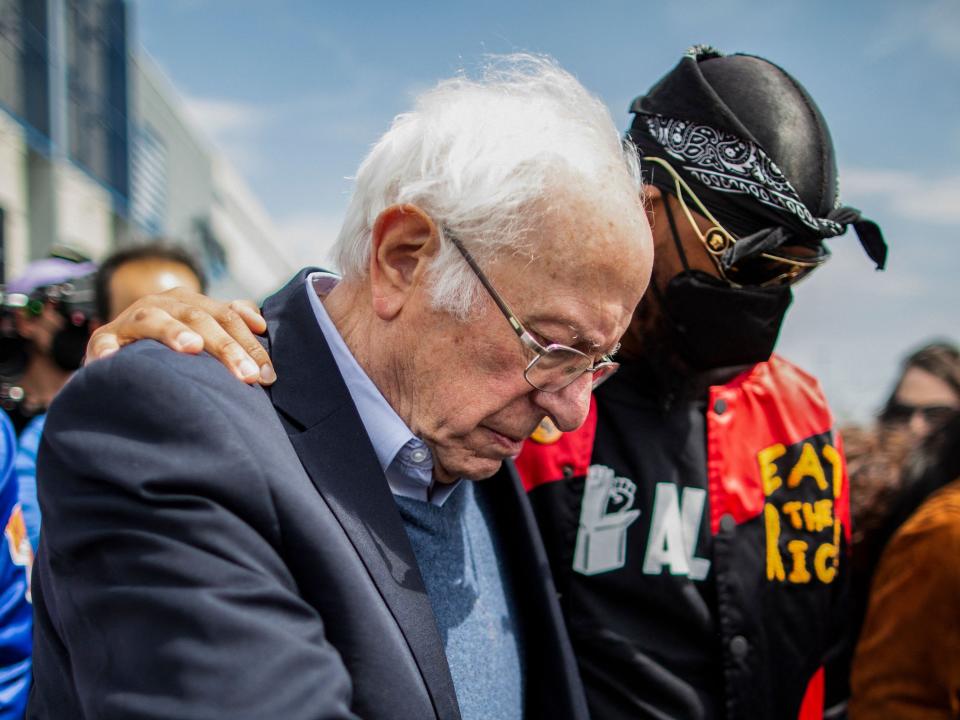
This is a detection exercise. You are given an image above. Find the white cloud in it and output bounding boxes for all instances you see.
[866,0,960,60]
[273,211,346,270]
[181,95,269,176]
[841,167,960,226]
[182,96,266,137]
[922,0,960,59]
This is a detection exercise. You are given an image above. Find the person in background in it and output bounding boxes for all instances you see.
[93,241,207,324]
[878,341,959,442]
[849,411,960,719]
[89,241,272,383]
[30,55,653,720]
[12,243,209,556]
[0,257,97,436]
[849,341,959,561]
[0,410,32,720]
[847,339,960,702]
[0,258,97,555]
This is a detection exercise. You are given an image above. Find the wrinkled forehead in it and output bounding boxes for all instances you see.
[540,178,649,275]
[489,182,652,346]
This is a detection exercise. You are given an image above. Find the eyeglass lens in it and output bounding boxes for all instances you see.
[726,254,815,287]
[525,346,618,392]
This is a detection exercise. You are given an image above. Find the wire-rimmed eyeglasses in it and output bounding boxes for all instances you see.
[447,231,619,392]
[645,155,829,287]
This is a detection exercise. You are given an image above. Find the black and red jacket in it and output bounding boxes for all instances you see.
[516,354,850,720]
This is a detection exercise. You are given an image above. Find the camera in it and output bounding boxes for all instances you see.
[0,270,98,392]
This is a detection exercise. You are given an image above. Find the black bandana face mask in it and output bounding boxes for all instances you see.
[659,270,792,371]
[653,196,793,371]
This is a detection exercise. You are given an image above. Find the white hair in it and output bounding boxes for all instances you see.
[333,53,642,318]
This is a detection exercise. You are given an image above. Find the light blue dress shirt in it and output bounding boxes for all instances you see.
[305,273,459,506]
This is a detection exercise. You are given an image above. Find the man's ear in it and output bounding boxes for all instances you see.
[369,204,440,321]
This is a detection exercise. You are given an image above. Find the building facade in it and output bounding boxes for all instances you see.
[0,0,295,300]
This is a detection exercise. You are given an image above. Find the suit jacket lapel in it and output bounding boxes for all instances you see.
[261,271,460,720]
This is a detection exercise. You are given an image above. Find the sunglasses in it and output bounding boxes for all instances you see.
[447,231,619,392]
[881,402,958,427]
[645,155,829,287]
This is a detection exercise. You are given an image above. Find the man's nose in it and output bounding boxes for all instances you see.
[908,410,930,440]
[532,373,594,432]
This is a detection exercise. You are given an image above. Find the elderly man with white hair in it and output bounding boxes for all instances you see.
[29,56,653,720]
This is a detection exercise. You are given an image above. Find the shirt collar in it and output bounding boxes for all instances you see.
[305,272,459,506]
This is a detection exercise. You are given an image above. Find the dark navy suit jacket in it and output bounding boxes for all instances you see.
[28,271,588,720]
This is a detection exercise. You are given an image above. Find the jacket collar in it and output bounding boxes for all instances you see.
[262,270,461,720]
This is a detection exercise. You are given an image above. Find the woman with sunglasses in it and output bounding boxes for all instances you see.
[850,406,960,718]
[880,341,960,441]
[846,341,960,719]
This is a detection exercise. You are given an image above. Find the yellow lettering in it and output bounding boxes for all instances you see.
[801,502,819,532]
[764,504,785,582]
[814,499,834,532]
[822,444,843,499]
[786,442,828,491]
[787,539,812,584]
[781,501,804,529]
[814,542,838,583]
[759,443,787,497]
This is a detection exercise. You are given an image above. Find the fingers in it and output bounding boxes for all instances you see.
[87,309,204,363]
[178,306,264,383]
[84,289,277,385]
[229,300,267,334]
[188,304,276,384]
[85,329,121,363]
[88,304,204,358]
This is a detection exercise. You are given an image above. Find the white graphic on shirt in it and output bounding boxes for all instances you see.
[642,483,711,580]
[573,465,641,576]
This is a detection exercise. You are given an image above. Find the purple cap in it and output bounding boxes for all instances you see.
[6,258,98,295]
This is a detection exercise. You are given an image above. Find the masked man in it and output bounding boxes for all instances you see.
[514,47,886,720]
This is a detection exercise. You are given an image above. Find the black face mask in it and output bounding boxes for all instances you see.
[50,321,90,372]
[659,270,791,370]
[653,196,793,371]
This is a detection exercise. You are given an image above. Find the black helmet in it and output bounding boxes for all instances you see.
[628,46,886,272]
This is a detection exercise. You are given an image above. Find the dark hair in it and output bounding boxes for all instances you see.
[849,413,960,651]
[880,340,960,420]
[95,242,208,321]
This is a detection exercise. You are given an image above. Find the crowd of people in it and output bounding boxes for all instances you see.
[0,46,954,720]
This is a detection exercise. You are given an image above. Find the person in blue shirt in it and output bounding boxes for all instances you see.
[0,410,32,719]
[2,257,98,556]
[13,417,43,554]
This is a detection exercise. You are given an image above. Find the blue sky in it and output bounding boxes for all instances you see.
[134,0,959,422]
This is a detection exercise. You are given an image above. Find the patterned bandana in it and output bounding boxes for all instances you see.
[628,47,887,271]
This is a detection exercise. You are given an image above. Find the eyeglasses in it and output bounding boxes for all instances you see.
[881,402,958,428]
[645,155,829,287]
[447,232,619,392]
